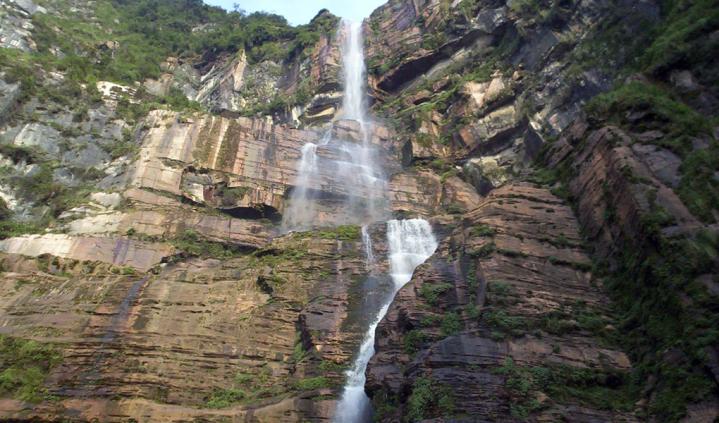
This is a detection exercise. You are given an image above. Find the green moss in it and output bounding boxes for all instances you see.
[0,335,62,403]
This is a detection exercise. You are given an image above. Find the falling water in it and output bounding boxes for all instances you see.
[281,19,438,422]
[334,219,438,422]
[342,20,367,123]
[282,142,319,231]
[282,20,386,232]
[361,225,374,266]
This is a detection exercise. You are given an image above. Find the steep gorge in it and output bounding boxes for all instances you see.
[0,0,717,422]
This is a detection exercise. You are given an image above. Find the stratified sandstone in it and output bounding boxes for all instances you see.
[367,183,636,422]
[0,231,382,422]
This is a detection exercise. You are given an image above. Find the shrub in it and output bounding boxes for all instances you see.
[206,388,246,408]
[406,377,455,421]
[403,329,427,354]
[419,282,452,306]
[171,229,245,258]
[471,224,496,237]
[440,312,462,336]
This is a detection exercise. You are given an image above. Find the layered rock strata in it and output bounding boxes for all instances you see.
[366,183,636,421]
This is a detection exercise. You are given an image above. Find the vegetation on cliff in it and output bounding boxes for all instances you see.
[0,335,61,403]
[533,0,719,418]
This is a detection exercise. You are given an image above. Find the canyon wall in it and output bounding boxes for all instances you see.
[0,0,716,421]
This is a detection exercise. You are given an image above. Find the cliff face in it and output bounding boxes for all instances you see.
[361,0,719,421]
[0,0,717,421]
[367,184,635,422]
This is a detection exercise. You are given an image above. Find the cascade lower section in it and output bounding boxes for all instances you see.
[365,183,636,422]
[334,219,437,423]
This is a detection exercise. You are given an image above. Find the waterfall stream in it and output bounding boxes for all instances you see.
[281,20,385,232]
[334,219,438,422]
[281,19,439,422]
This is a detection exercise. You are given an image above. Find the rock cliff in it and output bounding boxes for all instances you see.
[0,0,717,421]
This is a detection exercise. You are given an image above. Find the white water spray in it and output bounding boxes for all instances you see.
[334,219,438,422]
[282,20,386,232]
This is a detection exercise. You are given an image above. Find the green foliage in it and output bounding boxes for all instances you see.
[471,224,496,237]
[640,0,719,86]
[419,282,452,306]
[444,202,464,214]
[484,310,527,339]
[509,0,541,17]
[217,185,249,206]
[469,241,496,257]
[586,82,710,157]
[0,335,62,403]
[294,376,330,391]
[0,147,97,227]
[2,0,337,111]
[318,360,346,373]
[291,334,308,364]
[371,387,400,422]
[287,11,340,60]
[206,365,281,408]
[599,230,719,421]
[440,312,462,336]
[677,145,719,222]
[406,377,455,422]
[171,229,246,258]
[0,220,43,240]
[586,81,717,223]
[206,387,246,408]
[403,329,428,354]
[317,225,361,241]
[495,357,637,419]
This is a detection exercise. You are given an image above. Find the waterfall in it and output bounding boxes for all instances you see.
[361,225,374,266]
[334,219,438,423]
[282,142,319,231]
[282,19,440,423]
[341,20,367,123]
[282,20,386,232]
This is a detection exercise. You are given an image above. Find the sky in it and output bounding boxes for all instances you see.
[204,0,387,26]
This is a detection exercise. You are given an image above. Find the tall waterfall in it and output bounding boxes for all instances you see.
[281,19,440,423]
[334,219,438,422]
[282,20,385,232]
[341,20,367,123]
